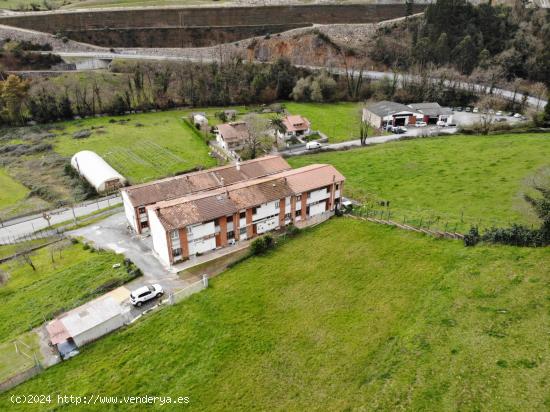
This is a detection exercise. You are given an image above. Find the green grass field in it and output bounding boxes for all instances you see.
[0,332,42,382]
[53,111,216,184]
[0,241,129,344]
[2,218,548,410]
[285,101,373,142]
[0,168,29,211]
[289,134,550,229]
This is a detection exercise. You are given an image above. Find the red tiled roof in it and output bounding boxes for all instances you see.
[121,155,290,207]
[217,122,249,143]
[150,164,345,230]
[282,115,310,132]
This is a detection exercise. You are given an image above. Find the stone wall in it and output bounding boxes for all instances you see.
[0,4,427,48]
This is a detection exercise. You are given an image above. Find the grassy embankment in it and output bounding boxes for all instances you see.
[1,218,548,410]
[289,133,550,231]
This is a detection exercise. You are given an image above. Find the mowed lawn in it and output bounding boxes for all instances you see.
[2,219,549,411]
[0,242,129,343]
[53,111,216,184]
[285,102,371,142]
[289,134,550,228]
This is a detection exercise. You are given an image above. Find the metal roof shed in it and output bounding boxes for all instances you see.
[71,150,127,193]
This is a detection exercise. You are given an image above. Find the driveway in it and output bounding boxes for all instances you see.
[67,212,186,294]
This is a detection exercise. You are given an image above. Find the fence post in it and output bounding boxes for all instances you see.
[202,274,208,288]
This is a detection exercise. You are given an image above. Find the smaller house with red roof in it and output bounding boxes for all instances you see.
[277,115,311,141]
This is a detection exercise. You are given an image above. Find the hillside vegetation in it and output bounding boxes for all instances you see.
[289,134,550,229]
[1,219,549,410]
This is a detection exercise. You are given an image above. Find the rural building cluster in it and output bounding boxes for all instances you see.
[121,156,345,266]
[363,101,454,128]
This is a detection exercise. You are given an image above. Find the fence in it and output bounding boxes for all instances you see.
[349,203,506,240]
[0,228,65,246]
[167,275,209,305]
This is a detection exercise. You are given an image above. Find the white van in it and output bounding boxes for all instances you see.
[306,141,322,150]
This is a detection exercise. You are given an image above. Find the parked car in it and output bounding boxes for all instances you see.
[130,284,164,306]
[306,141,322,150]
[414,121,427,127]
[392,126,407,134]
[455,107,463,112]
[436,120,447,127]
[513,113,522,118]
[465,107,471,112]
[472,107,479,113]
[496,111,503,116]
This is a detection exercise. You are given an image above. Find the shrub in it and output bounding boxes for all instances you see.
[464,226,480,246]
[286,224,301,237]
[250,234,275,255]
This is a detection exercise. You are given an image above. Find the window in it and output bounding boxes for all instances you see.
[275,201,280,208]
[138,207,146,214]
[335,183,340,190]
[296,194,301,202]
[285,213,291,220]
[172,248,182,257]
[240,227,247,235]
[170,230,179,240]
[307,192,311,198]
[240,211,246,219]
[252,207,258,214]
[227,215,233,223]
[140,221,148,229]
[227,231,235,239]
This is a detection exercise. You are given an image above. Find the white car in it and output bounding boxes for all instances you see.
[130,284,164,306]
[436,120,447,127]
[513,113,522,118]
[496,111,503,116]
[472,107,479,113]
[306,141,322,150]
[414,121,427,127]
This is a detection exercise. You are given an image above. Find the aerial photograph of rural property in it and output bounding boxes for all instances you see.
[0,0,548,410]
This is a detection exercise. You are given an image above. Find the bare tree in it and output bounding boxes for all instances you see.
[17,248,36,271]
[241,114,273,160]
[476,96,500,135]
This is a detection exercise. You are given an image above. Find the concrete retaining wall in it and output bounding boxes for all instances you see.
[0,4,428,48]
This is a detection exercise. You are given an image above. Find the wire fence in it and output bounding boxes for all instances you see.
[350,201,520,236]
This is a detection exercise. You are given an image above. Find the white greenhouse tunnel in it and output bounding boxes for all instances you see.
[71,150,127,193]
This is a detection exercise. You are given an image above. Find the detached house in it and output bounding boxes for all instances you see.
[216,122,249,152]
[277,115,311,140]
[146,163,345,266]
[120,156,291,234]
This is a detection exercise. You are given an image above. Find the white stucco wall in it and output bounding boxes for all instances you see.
[188,221,215,240]
[308,188,329,204]
[253,200,280,221]
[121,191,137,232]
[309,201,327,217]
[148,209,171,266]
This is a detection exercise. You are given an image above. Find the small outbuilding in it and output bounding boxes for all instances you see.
[192,113,208,129]
[71,150,127,193]
[47,291,129,352]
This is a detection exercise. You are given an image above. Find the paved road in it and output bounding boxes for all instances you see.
[281,125,458,156]
[41,51,547,109]
[0,195,121,243]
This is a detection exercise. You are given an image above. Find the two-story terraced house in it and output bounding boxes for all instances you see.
[120,155,291,234]
[146,164,345,266]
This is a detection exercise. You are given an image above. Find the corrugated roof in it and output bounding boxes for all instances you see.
[152,164,345,230]
[121,155,291,207]
[365,101,414,117]
[408,102,453,117]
